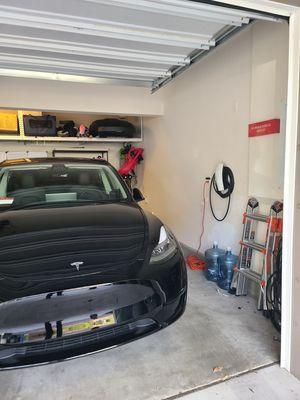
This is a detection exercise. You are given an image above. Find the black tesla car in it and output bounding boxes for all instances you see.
[0,158,187,369]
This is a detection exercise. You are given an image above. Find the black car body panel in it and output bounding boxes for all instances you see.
[0,279,186,369]
[0,203,147,301]
[0,158,187,369]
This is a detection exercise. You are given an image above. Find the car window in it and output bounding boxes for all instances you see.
[0,163,128,209]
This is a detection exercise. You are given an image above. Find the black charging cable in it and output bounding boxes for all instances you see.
[209,166,235,222]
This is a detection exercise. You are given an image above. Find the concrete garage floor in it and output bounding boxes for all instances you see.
[0,270,280,400]
[182,365,300,400]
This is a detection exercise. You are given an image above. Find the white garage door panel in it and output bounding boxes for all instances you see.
[0,25,193,55]
[0,0,282,88]
[0,48,186,70]
[0,0,234,34]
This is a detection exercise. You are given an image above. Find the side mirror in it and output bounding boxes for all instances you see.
[132,188,145,202]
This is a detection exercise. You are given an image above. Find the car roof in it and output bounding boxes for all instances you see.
[0,157,110,167]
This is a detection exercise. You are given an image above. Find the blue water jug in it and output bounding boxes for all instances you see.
[217,248,238,291]
[204,242,226,282]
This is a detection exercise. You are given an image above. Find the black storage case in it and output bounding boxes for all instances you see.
[89,118,135,138]
[23,115,57,137]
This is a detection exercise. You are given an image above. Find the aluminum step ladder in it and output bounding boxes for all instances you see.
[231,199,283,310]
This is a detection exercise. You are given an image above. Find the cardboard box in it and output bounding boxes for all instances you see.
[0,113,18,132]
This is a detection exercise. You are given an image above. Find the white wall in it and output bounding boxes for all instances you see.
[290,64,300,379]
[0,76,163,116]
[0,76,163,169]
[142,21,289,254]
[291,127,300,377]
[248,21,288,200]
[0,141,125,169]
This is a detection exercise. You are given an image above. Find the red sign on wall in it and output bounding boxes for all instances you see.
[248,119,280,138]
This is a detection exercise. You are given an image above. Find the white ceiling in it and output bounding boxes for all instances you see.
[0,0,282,88]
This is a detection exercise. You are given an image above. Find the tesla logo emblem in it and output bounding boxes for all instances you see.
[70,261,84,271]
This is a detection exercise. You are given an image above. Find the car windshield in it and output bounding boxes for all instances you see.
[0,162,129,209]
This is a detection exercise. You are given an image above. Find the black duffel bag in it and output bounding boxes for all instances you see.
[23,115,56,137]
[89,118,135,138]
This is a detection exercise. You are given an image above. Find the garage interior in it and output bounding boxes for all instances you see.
[0,1,296,399]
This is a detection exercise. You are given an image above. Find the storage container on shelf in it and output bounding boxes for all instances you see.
[204,242,226,282]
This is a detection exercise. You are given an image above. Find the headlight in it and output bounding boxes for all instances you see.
[150,225,177,264]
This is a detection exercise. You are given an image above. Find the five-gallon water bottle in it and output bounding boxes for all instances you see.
[204,242,226,282]
[217,247,238,291]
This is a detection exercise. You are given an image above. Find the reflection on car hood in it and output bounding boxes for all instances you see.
[0,203,147,301]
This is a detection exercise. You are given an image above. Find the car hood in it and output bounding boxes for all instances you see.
[0,203,148,301]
